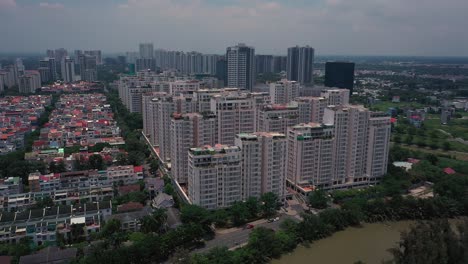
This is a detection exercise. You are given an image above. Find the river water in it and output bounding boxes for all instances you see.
[272,221,413,264]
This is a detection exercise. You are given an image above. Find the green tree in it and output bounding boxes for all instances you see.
[180,205,212,229]
[229,201,249,226]
[308,189,329,209]
[425,153,439,165]
[140,208,167,234]
[245,197,260,219]
[100,219,122,238]
[88,154,105,170]
[260,192,279,217]
[442,142,452,151]
[247,227,282,261]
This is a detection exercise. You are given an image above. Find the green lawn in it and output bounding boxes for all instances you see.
[371,101,426,112]
[424,116,468,141]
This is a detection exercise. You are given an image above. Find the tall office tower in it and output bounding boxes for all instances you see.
[61,57,75,83]
[74,50,83,60]
[155,95,196,162]
[188,145,242,209]
[226,43,255,91]
[286,123,335,191]
[46,58,58,81]
[256,104,300,134]
[135,58,156,72]
[0,75,4,92]
[202,54,218,75]
[235,132,287,200]
[325,62,355,94]
[255,55,273,74]
[125,52,139,64]
[79,55,98,82]
[321,89,350,106]
[19,71,41,93]
[272,56,287,73]
[210,92,256,145]
[169,80,200,95]
[37,67,50,83]
[46,50,55,58]
[84,50,102,65]
[216,57,227,87]
[170,113,217,184]
[54,48,68,64]
[295,96,328,123]
[269,79,300,104]
[366,112,391,182]
[139,43,154,59]
[287,46,314,85]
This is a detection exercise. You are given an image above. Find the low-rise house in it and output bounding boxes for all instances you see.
[152,193,174,209]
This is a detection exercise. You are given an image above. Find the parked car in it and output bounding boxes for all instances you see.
[245,224,254,229]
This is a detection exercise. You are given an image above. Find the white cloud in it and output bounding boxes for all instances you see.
[39,2,64,9]
[0,0,16,8]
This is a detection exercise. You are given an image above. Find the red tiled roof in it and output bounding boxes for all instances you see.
[134,166,143,173]
[117,202,143,213]
[443,167,456,175]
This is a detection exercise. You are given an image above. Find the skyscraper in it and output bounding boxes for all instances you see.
[139,43,154,59]
[287,46,314,85]
[84,50,103,65]
[61,57,75,83]
[324,62,355,94]
[226,43,255,91]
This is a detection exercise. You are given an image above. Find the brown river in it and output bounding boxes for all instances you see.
[272,221,413,264]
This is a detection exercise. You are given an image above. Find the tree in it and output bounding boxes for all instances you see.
[426,153,439,165]
[308,189,329,209]
[260,192,279,217]
[245,197,260,219]
[180,205,212,228]
[140,208,167,234]
[442,142,451,151]
[100,219,122,238]
[229,201,249,226]
[389,220,466,264]
[149,158,159,176]
[116,153,129,165]
[168,247,191,264]
[247,227,282,261]
[88,154,105,170]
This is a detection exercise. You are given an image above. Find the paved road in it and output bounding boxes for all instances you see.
[193,215,299,254]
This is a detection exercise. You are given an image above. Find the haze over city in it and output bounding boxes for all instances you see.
[1,0,468,56]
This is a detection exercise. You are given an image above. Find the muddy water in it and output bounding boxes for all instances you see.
[272,221,413,264]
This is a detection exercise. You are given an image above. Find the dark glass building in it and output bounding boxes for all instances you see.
[324,62,355,94]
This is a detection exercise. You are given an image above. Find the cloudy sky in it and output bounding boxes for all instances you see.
[1,0,467,56]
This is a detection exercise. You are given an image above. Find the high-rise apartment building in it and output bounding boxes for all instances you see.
[84,50,103,65]
[18,71,41,93]
[54,48,68,64]
[61,57,75,83]
[41,57,58,81]
[170,113,217,183]
[295,96,328,123]
[135,58,156,72]
[323,105,391,187]
[287,46,314,85]
[325,62,355,94]
[256,104,300,134]
[79,55,98,82]
[188,145,242,210]
[169,80,200,95]
[321,89,350,106]
[286,123,335,190]
[269,79,300,104]
[154,95,196,162]
[235,132,287,200]
[139,43,154,59]
[226,43,255,91]
[142,92,168,146]
[210,92,256,145]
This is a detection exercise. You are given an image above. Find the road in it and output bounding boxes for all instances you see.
[193,214,299,254]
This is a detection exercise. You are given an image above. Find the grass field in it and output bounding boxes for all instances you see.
[371,101,426,112]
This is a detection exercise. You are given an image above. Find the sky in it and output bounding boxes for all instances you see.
[1,0,468,56]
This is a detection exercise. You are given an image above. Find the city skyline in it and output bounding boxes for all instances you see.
[0,0,467,56]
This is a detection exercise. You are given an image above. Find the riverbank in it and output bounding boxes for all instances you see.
[272,221,413,264]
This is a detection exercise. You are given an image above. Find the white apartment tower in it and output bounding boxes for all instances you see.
[61,57,75,83]
[170,113,217,184]
[256,104,300,134]
[286,123,335,190]
[269,79,300,104]
[321,89,350,106]
[155,95,196,162]
[139,43,154,59]
[169,80,200,95]
[235,132,287,200]
[210,92,256,145]
[295,97,328,123]
[366,112,392,181]
[188,145,242,209]
[226,43,255,91]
